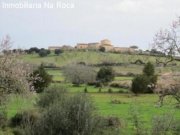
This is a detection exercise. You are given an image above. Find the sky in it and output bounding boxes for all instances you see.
[0,0,180,50]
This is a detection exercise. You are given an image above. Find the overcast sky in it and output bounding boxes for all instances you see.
[0,0,180,49]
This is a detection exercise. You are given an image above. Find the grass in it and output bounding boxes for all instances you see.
[5,94,36,118]
[5,90,180,133]
[3,51,180,134]
[46,69,64,81]
[19,51,180,77]
[20,51,180,71]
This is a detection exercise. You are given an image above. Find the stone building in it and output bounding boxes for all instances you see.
[75,39,113,51]
[100,39,113,51]
[49,39,136,53]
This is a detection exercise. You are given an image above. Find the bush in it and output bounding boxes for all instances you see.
[54,49,63,55]
[131,62,157,94]
[11,110,39,127]
[28,47,40,54]
[107,117,121,127]
[24,94,100,135]
[131,75,149,94]
[37,86,67,108]
[84,87,88,93]
[30,64,52,93]
[108,88,113,93]
[38,49,48,57]
[99,46,105,52]
[96,67,115,85]
[143,62,155,76]
[151,113,180,135]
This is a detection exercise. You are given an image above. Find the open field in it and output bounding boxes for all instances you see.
[20,51,180,66]
[5,90,180,133]
[20,52,180,76]
[2,51,180,134]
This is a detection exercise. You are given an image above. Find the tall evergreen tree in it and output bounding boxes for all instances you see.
[31,64,52,93]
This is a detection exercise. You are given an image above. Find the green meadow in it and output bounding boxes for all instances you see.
[2,51,180,134]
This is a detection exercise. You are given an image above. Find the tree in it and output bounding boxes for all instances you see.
[54,49,63,55]
[63,64,96,86]
[96,67,115,86]
[28,47,40,54]
[152,17,180,67]
[30,64,52,93]
[0,36,34,103]
[131,62,157,94]
[143,62,155,76]
[99,46,106,52]
[38,49,48,57]
[131,75,149,94]
[130,45,138,50]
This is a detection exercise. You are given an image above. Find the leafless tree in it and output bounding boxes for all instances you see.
[152,17,180,67]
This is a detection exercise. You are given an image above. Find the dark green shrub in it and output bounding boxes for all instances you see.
[30,64,52,93]
[108,88,113,93]
[96,67,115,85]
[131,75,149,94]
[38,49,48,57]
[11,110,39,127]
[131,62,157,94]
[28,47,40,54]
[143,62,155,76]
[99,46,105,52]
[84,87,88,93]
[54,49,63,55]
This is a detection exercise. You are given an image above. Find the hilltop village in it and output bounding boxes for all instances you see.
[48,39,137,53]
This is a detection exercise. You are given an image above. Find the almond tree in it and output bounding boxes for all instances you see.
[0,36,34,104]
[155,72,180,107]
[152,17,180,66]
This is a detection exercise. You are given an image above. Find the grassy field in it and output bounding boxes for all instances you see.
[5,94,36,118]
[20,51,180,73]
[22,51,177,67]
[2,51,180,134]
[5,89,180,133]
